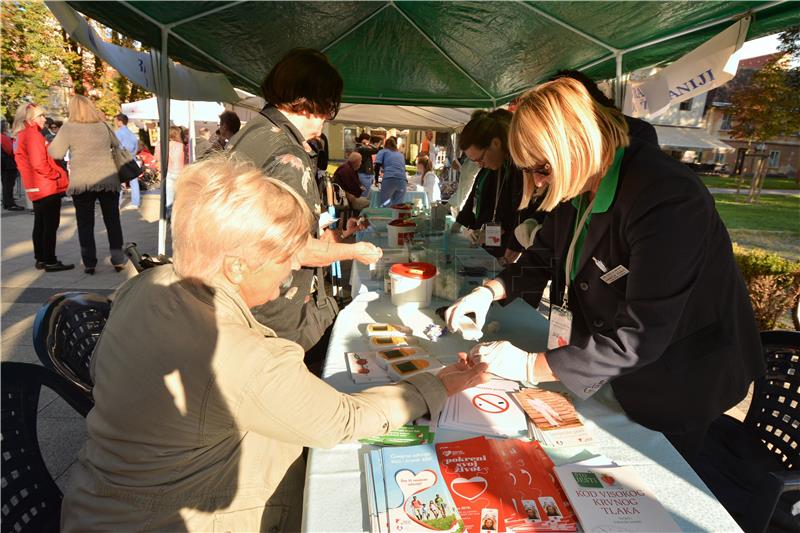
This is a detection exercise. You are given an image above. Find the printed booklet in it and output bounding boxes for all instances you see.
[509,389,593,448]
[553,464,681,532]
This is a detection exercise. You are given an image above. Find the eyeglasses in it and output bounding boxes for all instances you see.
[469,147,489,164]
[521,162,551,177]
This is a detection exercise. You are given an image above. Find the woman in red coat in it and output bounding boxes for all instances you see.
[12,103,73,272]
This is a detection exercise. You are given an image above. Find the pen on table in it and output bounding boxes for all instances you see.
[592,256,608,273]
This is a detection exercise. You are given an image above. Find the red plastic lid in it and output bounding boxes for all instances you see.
[390,262,437,280]
[391,203,413,210]
[389,218,416,227]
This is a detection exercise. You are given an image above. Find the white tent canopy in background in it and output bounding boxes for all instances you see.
[653,125,734,152]
[121,97,224,128]
[231,93,477,132]
[625,17,750,118]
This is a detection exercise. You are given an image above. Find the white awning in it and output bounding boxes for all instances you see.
[654,125,734,152]
[230,92,476,131]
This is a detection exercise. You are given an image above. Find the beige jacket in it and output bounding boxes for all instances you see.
[61,266,446,532]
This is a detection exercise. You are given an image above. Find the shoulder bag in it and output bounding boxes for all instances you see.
[105,124,141,183]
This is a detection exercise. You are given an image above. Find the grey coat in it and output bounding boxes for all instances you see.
[48,122,120,194]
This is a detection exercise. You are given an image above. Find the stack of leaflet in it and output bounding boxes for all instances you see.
[359,425,435,447]
[510,388,593,447]
[363,437,577,533]
[364,443,464,533]
[438,379,528,437]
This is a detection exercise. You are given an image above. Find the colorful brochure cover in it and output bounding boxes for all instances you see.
[436,436,507,533]
[489,439,578,532]
[381,444,464,533]
[553,464,681,532]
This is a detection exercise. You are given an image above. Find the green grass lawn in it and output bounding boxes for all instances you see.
[713,193,800,261]
[700,173,800,191]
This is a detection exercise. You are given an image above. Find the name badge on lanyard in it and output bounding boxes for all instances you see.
[485,163,506,247]
[547,305,573,349]
[484,223,502,247]
[548,196,596,350]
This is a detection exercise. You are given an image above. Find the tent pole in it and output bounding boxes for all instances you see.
[615,53,623,108]
[157,28,171,256]
[188,102,196,163]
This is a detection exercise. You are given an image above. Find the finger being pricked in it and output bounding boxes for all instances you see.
[467,362,490,387]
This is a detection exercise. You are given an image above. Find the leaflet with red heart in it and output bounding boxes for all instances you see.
[436,437,506,532]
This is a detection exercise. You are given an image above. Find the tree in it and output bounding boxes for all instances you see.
[1,1,69,121]
[728,27,800,202]
[2,2,150,123]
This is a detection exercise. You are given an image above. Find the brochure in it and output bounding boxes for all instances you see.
[436,436,507,532]
[381,444,465,532]
[553,464,681,532]
[509,389,593,448]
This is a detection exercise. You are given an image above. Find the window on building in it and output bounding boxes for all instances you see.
[679,98,693,111]
[768,150,780,168]
[720,113,733,131]
[714,151,726,164]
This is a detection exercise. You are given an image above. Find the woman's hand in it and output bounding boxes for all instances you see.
[445,286,493,334]
[437,352,490,395]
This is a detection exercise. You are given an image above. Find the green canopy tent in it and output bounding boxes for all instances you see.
[67,1,800,107]
[61,1,800,252]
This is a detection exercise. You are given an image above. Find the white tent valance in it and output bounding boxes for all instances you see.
[230,94,476,132]
[121,97,224,128]
[654,125,734,152]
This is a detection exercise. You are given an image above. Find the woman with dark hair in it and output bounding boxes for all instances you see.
[455,109,542,262]
[375,136,408,207]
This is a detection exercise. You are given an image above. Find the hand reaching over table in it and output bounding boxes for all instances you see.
[437,352,490,395]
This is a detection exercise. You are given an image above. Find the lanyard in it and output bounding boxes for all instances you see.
[563,195,595,308]
[491,160,509,223]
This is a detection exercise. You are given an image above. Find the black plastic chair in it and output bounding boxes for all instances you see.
[1,362,93,533]
[32,292,112,400]
[697,330,800,533]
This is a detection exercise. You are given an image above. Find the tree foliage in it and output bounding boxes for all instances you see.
[1,1,67,121]
[728,27,800,143]
[1,2,150,122]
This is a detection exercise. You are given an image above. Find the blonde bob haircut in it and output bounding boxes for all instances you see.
[171,155,312,284]
[67,94,104,123]
[11,102,43,135]
[509,77,629,212]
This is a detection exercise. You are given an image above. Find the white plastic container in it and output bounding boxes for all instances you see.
[387,218,416,247]
[389,262,437,308]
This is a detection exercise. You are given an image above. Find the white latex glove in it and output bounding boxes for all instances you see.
[467,340,537,383]
[445,286,493,337]
[450,221,462,234]
[465,228,482,246]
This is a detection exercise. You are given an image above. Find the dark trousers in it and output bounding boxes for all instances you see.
[2,170,18,207]
[664,425,709,468]
[72,190,124,268]
[32,193,62,264]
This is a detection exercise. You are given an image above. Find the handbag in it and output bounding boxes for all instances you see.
[105,124,141,183]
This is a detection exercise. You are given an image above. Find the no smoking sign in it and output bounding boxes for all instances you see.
[472,393,510,414]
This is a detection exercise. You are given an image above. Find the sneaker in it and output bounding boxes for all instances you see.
[4,205,24,211]
[35,261,46,270]
[122,204,140,211]
[43,261,75,272]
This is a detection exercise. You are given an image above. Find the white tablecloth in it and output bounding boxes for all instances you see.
[369,187,430,209]
[301,292,742,533]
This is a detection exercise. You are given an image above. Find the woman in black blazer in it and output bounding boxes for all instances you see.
[446,78,763,462]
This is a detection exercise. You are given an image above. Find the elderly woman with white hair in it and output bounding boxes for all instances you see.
[61,156,489,532]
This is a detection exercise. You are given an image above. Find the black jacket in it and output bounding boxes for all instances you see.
[456,161,544,257]
[498,140,763,433]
